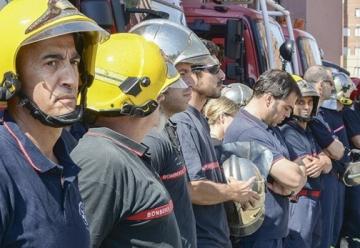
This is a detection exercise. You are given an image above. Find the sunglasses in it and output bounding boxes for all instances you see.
[191,64,221,75]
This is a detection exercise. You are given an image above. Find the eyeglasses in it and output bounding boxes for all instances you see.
[191,64,221,75]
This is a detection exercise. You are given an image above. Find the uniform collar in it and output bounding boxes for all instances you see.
[2,111,79,176]
[240,108,268,130]
[86,127,149,157]
[286,120,308,133]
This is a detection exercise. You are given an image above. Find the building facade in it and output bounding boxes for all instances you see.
[343,0,360,77]
[281,0,343,66]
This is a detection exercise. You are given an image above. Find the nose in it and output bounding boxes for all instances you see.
[218,69,226,81]
[60,61,79,91]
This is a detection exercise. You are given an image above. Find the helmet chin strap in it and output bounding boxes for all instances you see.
[18,83,88,128]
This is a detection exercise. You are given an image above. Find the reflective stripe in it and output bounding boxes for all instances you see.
[160,166,186,181]
[333,125,345,133]
[202,162,220,171]
[126,200,174,221]
[3,121,42,172]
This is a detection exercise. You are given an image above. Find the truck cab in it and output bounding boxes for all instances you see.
[181,0,293,86]
[282,27,322,76]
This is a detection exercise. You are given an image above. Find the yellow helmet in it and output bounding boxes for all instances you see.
[86,33,181,117]
[291,74,319,120]
[0,0,109,126]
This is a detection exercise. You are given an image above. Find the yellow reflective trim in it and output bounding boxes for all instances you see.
[95,68,128,86]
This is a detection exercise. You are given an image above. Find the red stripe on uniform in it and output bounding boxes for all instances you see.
[4,121,42,172]
[202,162,220,171]
[333,125,344,133]
[126,201,174,221]
[160,166,187,181]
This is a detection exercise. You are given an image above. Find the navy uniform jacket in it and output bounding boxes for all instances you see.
[224,108,290,242]
[171,106,231,248]
[0,112,90,248]
[143,122,197,248]
[281,121,322,190]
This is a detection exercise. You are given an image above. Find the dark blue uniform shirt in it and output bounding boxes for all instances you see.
[143,122,197,248]
[281,121,322,190]
[171,106,231,248]
[224,108,290,241]
[318,107,350,169]
[0,112,90,248]
[342,107,360,238]
[343,107,360,148]
[309,115,335,150]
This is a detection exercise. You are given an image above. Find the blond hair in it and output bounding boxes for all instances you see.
[203,96,240,126]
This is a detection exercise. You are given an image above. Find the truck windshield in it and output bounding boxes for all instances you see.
[255,20,293,73]
[297,37,322,72]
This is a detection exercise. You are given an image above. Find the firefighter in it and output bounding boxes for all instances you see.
[281,75,332,248]
[71,33,183,247]
[132,19,259,248]
[224,69,307,248]
[334,73,360,248]
[131,19,216,248]
[0,0,108,247]
[304,66,352,248]
[317,71,354,247]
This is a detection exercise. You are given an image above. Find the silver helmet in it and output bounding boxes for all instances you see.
[333,72,356,106]
[129,19,217,66]
[343,149,360,186]
[221,141,273,237]
[221,83,253,106]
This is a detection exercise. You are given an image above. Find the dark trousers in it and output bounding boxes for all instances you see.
[319,173,339,248]
[284,195,322,248]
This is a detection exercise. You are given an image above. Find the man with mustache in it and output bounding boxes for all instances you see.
[0,0,108,247]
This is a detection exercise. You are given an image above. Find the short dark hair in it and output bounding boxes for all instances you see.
[253,69,301,100]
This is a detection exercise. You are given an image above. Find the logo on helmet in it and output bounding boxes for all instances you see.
[26,0,82,34]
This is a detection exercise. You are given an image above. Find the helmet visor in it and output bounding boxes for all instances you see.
[21,20,109,46]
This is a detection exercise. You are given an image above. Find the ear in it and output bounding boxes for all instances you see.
[264,93,273,107]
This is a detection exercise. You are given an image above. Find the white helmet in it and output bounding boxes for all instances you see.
[129,19,217,66]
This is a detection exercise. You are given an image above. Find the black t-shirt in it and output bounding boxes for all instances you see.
[143,121,197,248]
[71,127,182,248]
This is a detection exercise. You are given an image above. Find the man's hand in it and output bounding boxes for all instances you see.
[227,177,260,209]
[302,155,326,178]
